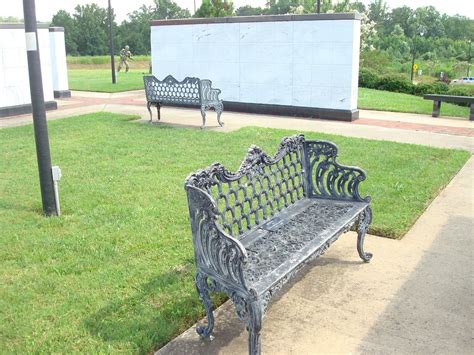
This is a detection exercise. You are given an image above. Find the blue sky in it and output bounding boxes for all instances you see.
[4,0,473,22]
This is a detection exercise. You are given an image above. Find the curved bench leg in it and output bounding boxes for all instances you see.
[247,300,263,355]
[200,105,207,129]
[147,102,153,123]
[216,103,224,127]
[156,103,161,121]
[357,206,373,262]
[195,272,214,338]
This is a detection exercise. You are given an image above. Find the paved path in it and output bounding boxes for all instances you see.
[2,90,472,152]
[2,91,473,354]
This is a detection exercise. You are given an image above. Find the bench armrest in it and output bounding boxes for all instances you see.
[185,185,249,290]
[305,140,370,202]
[201,80,222,103]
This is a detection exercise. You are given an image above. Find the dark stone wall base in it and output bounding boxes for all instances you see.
[223,101,359,122]
[54,90,71,99]
[0,101,58,118]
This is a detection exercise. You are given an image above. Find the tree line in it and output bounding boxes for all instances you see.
[47,0,472,70]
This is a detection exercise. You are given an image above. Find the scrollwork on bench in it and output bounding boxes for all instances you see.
[306,141,370,202]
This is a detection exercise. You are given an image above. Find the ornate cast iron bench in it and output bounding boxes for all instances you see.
[184,134,373,355]
[143,75,224,128]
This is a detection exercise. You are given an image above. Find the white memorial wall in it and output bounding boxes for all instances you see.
[151,14,361,121]
[0,24,70,117]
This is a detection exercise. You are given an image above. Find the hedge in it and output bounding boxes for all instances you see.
[359,68,473,105]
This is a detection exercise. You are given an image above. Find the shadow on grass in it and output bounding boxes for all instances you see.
[84,263,203,353]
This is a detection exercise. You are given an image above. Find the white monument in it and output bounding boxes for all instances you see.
[0,24,70,117]
[151,13,361,121]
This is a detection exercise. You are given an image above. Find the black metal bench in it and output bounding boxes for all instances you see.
[423,94,474,120]
[184,134,372,354]
[143,75,224,128]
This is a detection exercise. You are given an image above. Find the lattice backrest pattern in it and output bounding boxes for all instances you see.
[143,75,201,105]
[185,135,306,237]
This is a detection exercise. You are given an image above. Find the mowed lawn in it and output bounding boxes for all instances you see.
[0,113,469,353]
[68,69,147,92]
[359,87,470,118]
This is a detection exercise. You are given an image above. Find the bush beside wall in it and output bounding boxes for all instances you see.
[359,68,473,105]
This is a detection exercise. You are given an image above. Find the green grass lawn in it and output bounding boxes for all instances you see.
[0,113,469,353]
[359,87,470,118]
[68,69,147,92]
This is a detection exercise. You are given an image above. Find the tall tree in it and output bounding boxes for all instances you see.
[51,10,78,55]
[236,5,265,16]
[368,0,387,24]
[0,16,23,23]
[153,0,191,19]
[195,0,234,17]
[117,1,190,55]
[72,4,111,56]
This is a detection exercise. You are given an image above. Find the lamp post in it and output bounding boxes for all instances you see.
[467,39,472,77]
[316,0,321,13]
[410,28,424,83]
[23,0,58,216]
[108,0,116,84]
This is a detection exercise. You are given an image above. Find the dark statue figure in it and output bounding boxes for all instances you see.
[117,45,132,72]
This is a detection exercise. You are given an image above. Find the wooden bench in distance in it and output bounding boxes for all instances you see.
[423,94,474,121]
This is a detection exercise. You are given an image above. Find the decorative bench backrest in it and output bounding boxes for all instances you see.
[143,75,201,105]
[185,135,306,237]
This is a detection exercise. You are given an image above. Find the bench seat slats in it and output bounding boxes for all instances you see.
[242,198,368,294]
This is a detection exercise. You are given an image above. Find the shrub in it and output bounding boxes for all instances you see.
[413,83,435,96]
[359,68,380,89]
[431,82,449,93]
[413,82,449,96]
[447,86,474,97]
[376,75,414,94]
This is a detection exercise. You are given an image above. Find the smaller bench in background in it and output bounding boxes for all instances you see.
[423,94,474,121]
[143,75,224,128]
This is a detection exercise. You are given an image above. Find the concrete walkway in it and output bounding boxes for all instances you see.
[1,90,472,153]
[2,91,473,354]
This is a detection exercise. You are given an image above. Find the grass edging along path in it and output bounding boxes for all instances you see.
[0,112,470,353]
[359,87,470,118]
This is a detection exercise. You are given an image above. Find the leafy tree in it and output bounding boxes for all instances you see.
[0,16,23,23]
[441,15,474,41]
[368,0,387,24]
[387,6,414,37]
[195,0,234,17]
[265,0,297,14]
[236,5,265,16]
[412,6,445,38]
[71,4,111,56]
[153,0,191,19]
[51,10,78,55]
[117,1,189,55]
